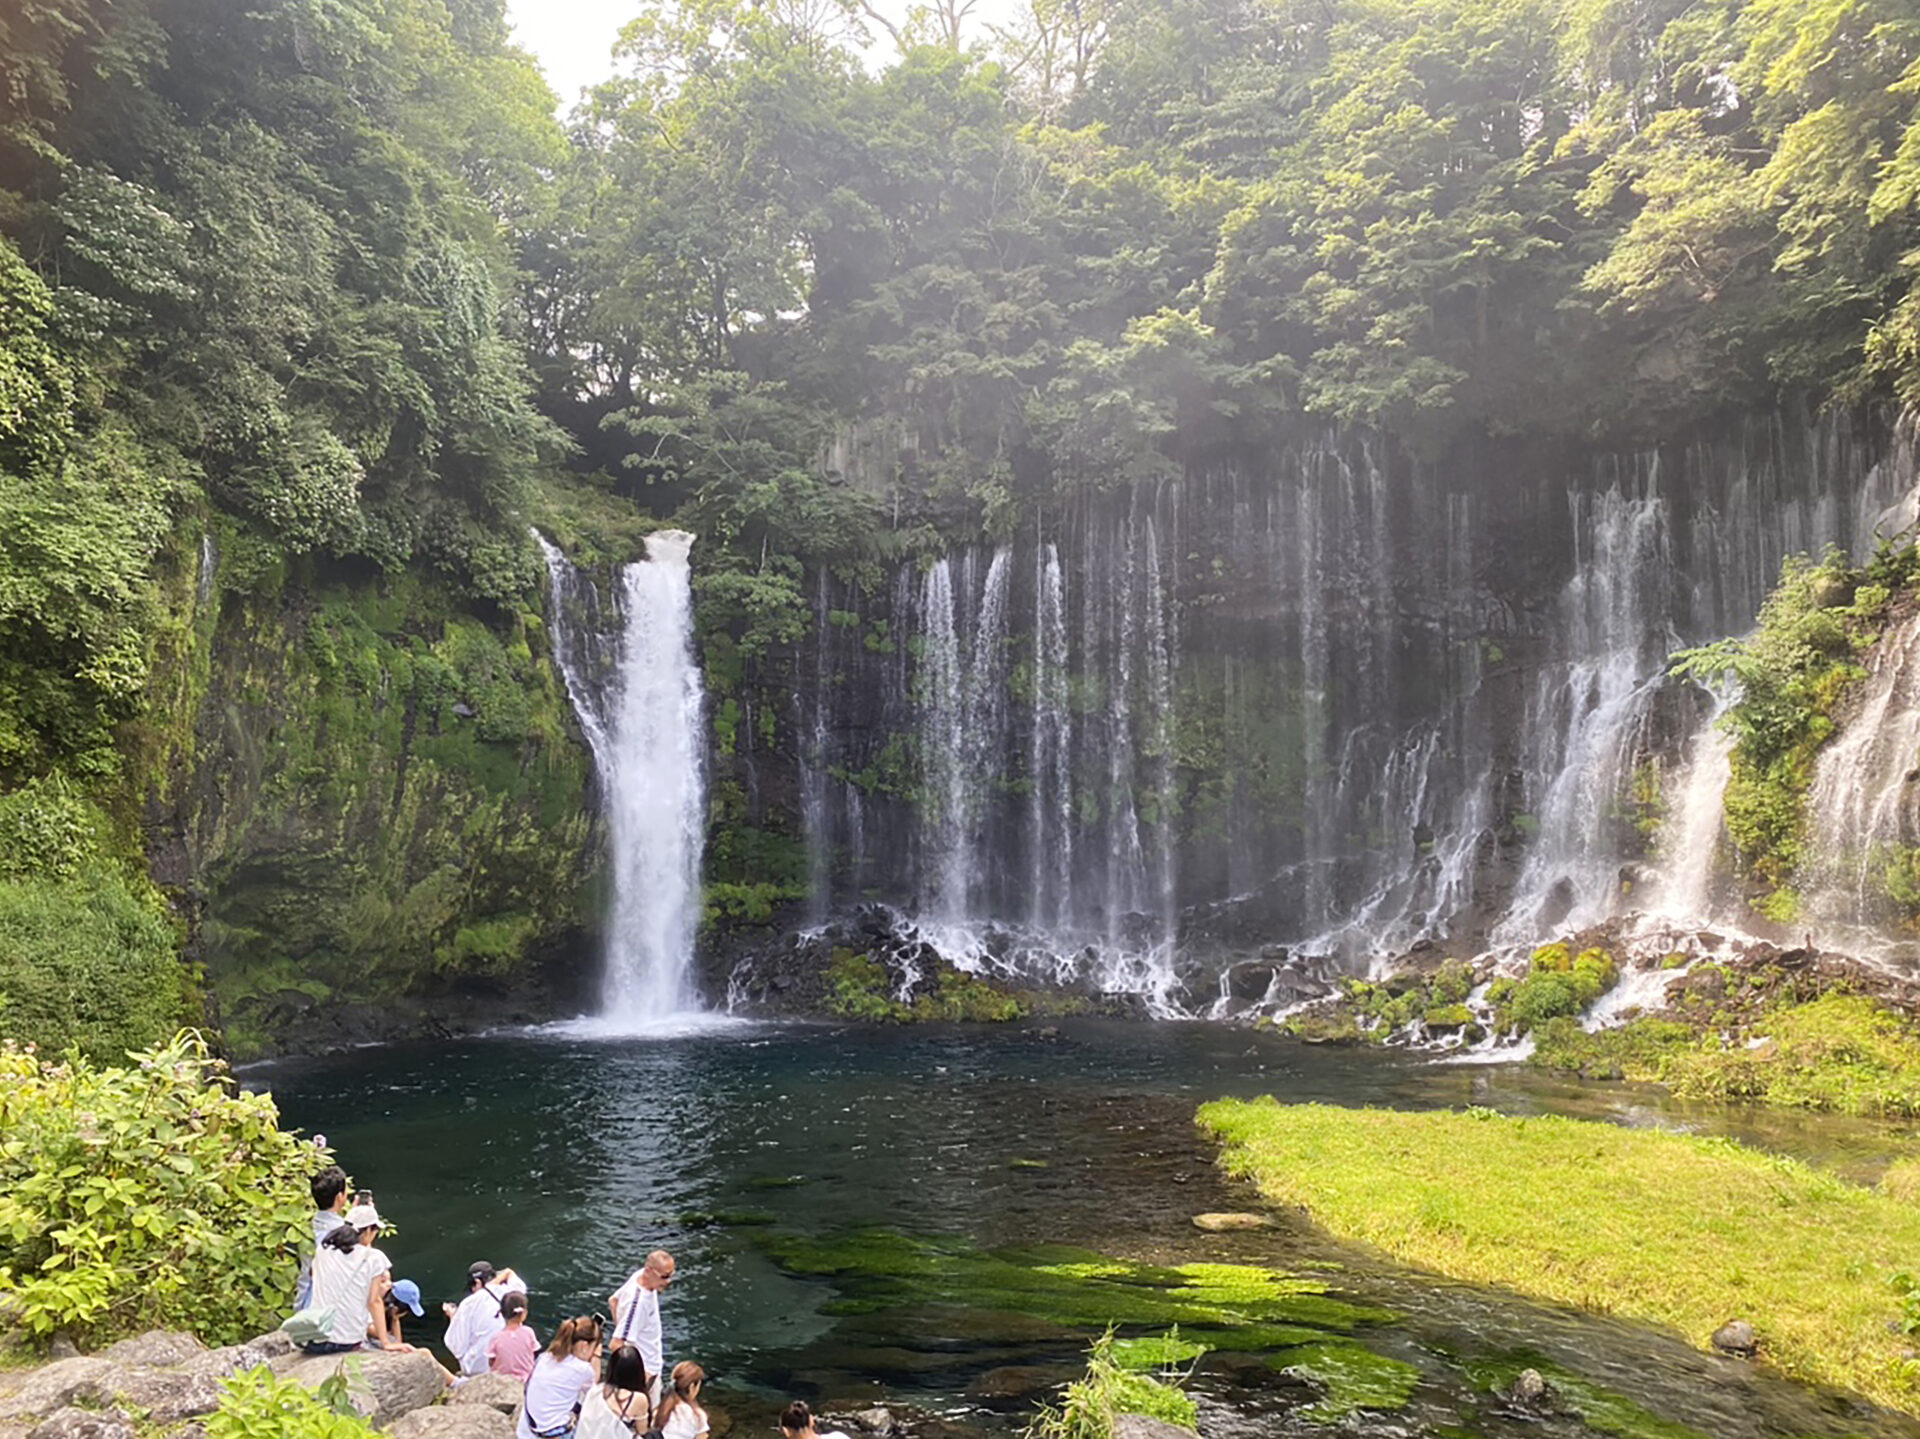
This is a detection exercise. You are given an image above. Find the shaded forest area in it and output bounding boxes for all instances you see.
[3,0,1919,1055]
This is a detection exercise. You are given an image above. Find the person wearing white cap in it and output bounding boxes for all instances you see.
[444,1259,527,1377]
[306,1201,398,1352]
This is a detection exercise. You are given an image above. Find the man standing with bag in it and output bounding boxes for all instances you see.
[607,1249,674,1408]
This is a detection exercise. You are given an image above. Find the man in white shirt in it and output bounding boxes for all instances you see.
[443,1260,528,1377]
[607,1249,674,1405]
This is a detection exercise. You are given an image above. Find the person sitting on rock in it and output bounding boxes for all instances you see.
[518,1314,603,1439]
[445,1259,527,1377]
[295,1164,349,1309]
[487,1290,541,1381]
[385,1278,426,1347]
[654,1361,708,1439]
[305,1211,397,1354]
[779,1399,851,1439]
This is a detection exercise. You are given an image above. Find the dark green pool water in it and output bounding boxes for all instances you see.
[256,1018,1920,1439]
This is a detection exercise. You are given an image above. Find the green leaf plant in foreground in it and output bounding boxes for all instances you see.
[1198,1098,1920,1415]
[0,1031,316,1347]
[206,1365,379,1439]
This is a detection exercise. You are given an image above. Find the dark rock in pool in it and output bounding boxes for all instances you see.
[1509,1367,1553,1407]
[1224,962,1276,1000]
[963,1364,1080,1403]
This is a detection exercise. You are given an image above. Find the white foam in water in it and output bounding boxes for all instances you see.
[539,530,709,1031]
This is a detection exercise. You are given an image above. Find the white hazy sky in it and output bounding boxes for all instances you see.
[501,0,1023,107]
[503,0,634,106]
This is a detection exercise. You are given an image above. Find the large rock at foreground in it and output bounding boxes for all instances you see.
[447,1373,525,1414]
[388,1405,517,1439]
[270,1348,449,1424]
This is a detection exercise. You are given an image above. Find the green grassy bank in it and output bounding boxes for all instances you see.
[1197,1099,1920,1415]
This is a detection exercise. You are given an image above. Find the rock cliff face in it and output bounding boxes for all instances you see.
[145,558,600,1056]
[701,410,1919,1009]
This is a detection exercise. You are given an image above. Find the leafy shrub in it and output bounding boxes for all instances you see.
[207,1365,379,1439]
[1028,1330,1197,1439]
[0,1031,316,1346]
[0,776,102,881]
[0,866,186,1062]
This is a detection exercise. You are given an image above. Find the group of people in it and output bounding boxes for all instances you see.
[290,1164,844,1439]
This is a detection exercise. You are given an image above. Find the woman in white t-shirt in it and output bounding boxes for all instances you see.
[518,1315,603,1439]
[305,1218,391,1352]
[653,1362,708,1439]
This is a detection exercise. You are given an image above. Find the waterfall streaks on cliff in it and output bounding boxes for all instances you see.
[538,531,708,1025]
[787,416,1918,1007]
[1806,611,1920,945]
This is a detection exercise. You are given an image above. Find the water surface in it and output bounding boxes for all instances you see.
[260,1019,1920,1438]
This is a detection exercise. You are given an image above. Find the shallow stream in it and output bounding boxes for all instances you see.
[259,1019,1920,1439]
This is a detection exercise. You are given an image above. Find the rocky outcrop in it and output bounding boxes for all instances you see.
[0,1329,457,1436]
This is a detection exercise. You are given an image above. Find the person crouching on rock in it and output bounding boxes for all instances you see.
[780,1400,851,1439]
[518,1314,603,1439]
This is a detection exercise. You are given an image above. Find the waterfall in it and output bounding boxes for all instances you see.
[1029,543,1072,930]
[1497,487,1675,942]
[538,531,707,1023]
[197,533,218,608]
[1649,692,1734,923]
[1804,612,1920,943]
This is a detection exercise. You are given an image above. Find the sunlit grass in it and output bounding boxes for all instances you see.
[1198,1099,1920,1414]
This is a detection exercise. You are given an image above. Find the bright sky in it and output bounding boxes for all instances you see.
[503,0,634,107]
[501,0,1024,107]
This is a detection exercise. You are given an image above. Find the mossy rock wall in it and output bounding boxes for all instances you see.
[147,560,600,1057]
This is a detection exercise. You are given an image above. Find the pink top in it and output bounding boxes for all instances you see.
[487,1323,541,1381]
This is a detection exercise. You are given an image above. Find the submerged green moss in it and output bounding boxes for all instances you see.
[756,1228,1394,1342]
[1459,1355,1710,1439]
[1273,1341,1421,1421]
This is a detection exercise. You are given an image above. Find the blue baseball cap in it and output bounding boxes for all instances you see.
[391,1279,424,1316]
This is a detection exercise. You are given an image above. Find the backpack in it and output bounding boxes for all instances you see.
[280,1305,336,1346]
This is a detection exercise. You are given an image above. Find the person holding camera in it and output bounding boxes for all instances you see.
[517,1314,603,1439]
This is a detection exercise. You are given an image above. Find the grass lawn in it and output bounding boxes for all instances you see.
[1198,1098,1920,1414]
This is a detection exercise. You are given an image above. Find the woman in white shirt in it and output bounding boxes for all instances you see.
[517,1315,603,1439]
[305,1216,392,1352]
[654,1362,708,1439]
[577,1343,651,1439]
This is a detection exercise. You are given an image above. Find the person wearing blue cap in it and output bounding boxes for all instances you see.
[386,1278,426,1345]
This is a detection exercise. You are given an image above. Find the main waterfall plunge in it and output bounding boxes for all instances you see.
[539,531,707,1023]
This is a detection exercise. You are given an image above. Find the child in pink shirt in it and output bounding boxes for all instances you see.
[486,1291,540,1381]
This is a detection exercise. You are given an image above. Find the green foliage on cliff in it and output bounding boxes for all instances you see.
[195,575,593,1057]
[1672,544,1918,909]
[0,1032,313,1348]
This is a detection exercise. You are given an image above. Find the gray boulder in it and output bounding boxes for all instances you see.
[1711,1320,1758,1357]
[447,1374,524,1414]
[99,1332,205,1368]
[0,1358,116,1421]
[110,1366,225,1425]
[26,1407,136,1439]
[387,1406,516,1439]
[271,1348,450,1424]
[181,1338,288,1382]
[1112,1415,1196,1439]
[1510,1368,1552,1406]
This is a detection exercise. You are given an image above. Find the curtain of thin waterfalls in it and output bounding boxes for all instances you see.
[787,415,1918,1004]
[538,531,707,1023]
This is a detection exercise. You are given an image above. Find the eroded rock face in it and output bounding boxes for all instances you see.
[0,1358,117,1421]
[26,1406,137,1439]
[387,1404,518,1439]
[97,1332,205,1367]
[271,1347,452,1423]
[447,1372,526,1413]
